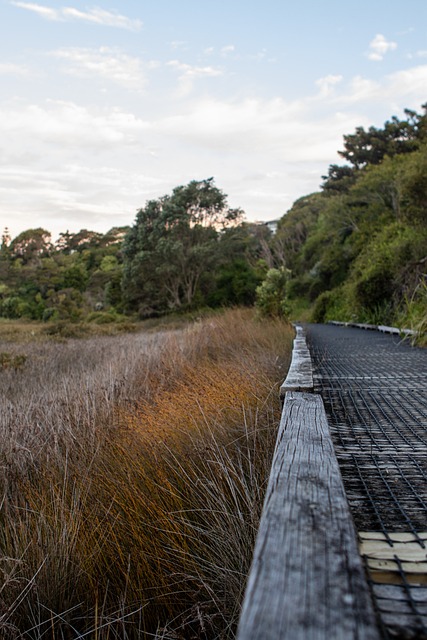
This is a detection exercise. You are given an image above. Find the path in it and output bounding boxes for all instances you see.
[305,323,427,639]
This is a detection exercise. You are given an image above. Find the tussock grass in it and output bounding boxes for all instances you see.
[0,309,293,639]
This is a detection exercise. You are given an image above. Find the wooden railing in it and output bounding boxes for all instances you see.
[236,327,380,640]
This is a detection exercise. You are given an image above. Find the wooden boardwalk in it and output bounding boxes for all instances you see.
[237,326,380,640]
[238,323,427,640]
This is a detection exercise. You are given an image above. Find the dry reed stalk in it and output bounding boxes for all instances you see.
[0,309,293,639]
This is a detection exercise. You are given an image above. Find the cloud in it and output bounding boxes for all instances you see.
[220,45,235,57]
[52,48,147,90]
[368,34,397,61]
[154,62,427,165]
[167,60,223,95]
[323,65,427,108]
[11,1,57,19]
[3,52,427,237]
[0,100,150,148]
[0,62,28,75]
[156,96,345,163]
[11,2,142,31]
[315,74,343,97]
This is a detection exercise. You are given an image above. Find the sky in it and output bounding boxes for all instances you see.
[1,0,427,240]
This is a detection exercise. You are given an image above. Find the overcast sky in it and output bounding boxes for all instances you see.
[1,0,427,240]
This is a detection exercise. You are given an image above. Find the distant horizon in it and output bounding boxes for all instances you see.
[1,0,427,239]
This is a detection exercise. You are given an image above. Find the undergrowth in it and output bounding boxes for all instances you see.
[0,308,293,639]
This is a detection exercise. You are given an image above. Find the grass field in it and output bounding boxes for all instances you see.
[0,309,293,639]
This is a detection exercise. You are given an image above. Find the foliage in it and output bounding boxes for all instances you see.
[255,267,291,318]
[0,227,128,322]
[122,178,244,316]
[274,104,427,339]
[1,191,268,323]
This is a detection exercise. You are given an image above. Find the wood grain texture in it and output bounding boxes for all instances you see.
[280,326,313,397]
[237,392,380,640]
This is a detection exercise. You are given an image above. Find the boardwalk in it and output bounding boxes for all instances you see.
[305,323,427,639]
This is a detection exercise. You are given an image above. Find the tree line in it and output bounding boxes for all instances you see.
[0,180,272,323]
[1,104,426,333]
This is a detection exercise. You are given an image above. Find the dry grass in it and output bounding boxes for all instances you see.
[0,309,293,639]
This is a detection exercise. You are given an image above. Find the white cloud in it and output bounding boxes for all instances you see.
[3,51,427,236]
[156,96,345,163]
[316,74,343,97]
[323,65,427,108]
[167,60,223,95]
[0,100,150,148]
[220,45,235,57]
[11,2,142,30]
[0,62,28,75]
[52,48,147,90]
[368,34,397,61]
[153,63,427,166]
[11,1,58,19]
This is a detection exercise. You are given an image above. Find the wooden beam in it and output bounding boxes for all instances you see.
[237,392,380,640]
[280,326,313,397]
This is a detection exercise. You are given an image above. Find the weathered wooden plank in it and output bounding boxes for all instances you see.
[352,323,378,331]
[378,325,401,335]
[237,392,380,640]
[359,531,427,576]
[280,326,313,397]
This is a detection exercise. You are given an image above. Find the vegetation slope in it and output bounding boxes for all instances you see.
[270,104,427,338]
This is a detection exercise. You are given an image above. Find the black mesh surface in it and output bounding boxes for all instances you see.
[305,324,427,639]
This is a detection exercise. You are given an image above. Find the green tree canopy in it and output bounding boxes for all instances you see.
[122,178,243,316]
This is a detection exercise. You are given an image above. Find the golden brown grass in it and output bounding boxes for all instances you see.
[0,309,293,639]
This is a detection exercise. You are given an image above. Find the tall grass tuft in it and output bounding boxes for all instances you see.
[0,309,293,639]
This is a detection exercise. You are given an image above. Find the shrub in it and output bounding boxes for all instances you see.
[255,267,291,318]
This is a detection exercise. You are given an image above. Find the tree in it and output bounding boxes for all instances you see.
[321,164,357,193]
[122,178,243,315]
[9,228,52,264]
[322,106,427,193]
[338,118,419,169]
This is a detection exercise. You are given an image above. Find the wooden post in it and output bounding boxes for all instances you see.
[237,392,380,640]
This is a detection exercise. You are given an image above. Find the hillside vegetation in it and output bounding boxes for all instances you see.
[270,104,427,338]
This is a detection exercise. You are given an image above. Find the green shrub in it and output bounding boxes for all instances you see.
[355,266,394,309]
[85,311,122,324]
[255,267,291,318]
[311,291,334,323]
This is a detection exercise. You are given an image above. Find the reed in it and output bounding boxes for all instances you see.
[0,309,293,639]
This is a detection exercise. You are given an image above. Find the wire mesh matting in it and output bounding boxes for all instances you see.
[306,324,427,639]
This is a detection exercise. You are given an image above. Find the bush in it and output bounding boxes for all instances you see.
[85,310,123,324]
[311,291,334,323]
[355,265,394,309]
[255,267,291,318]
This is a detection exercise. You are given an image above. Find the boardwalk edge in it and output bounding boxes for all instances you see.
[279,324,313,398]
[237,325,380,639]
